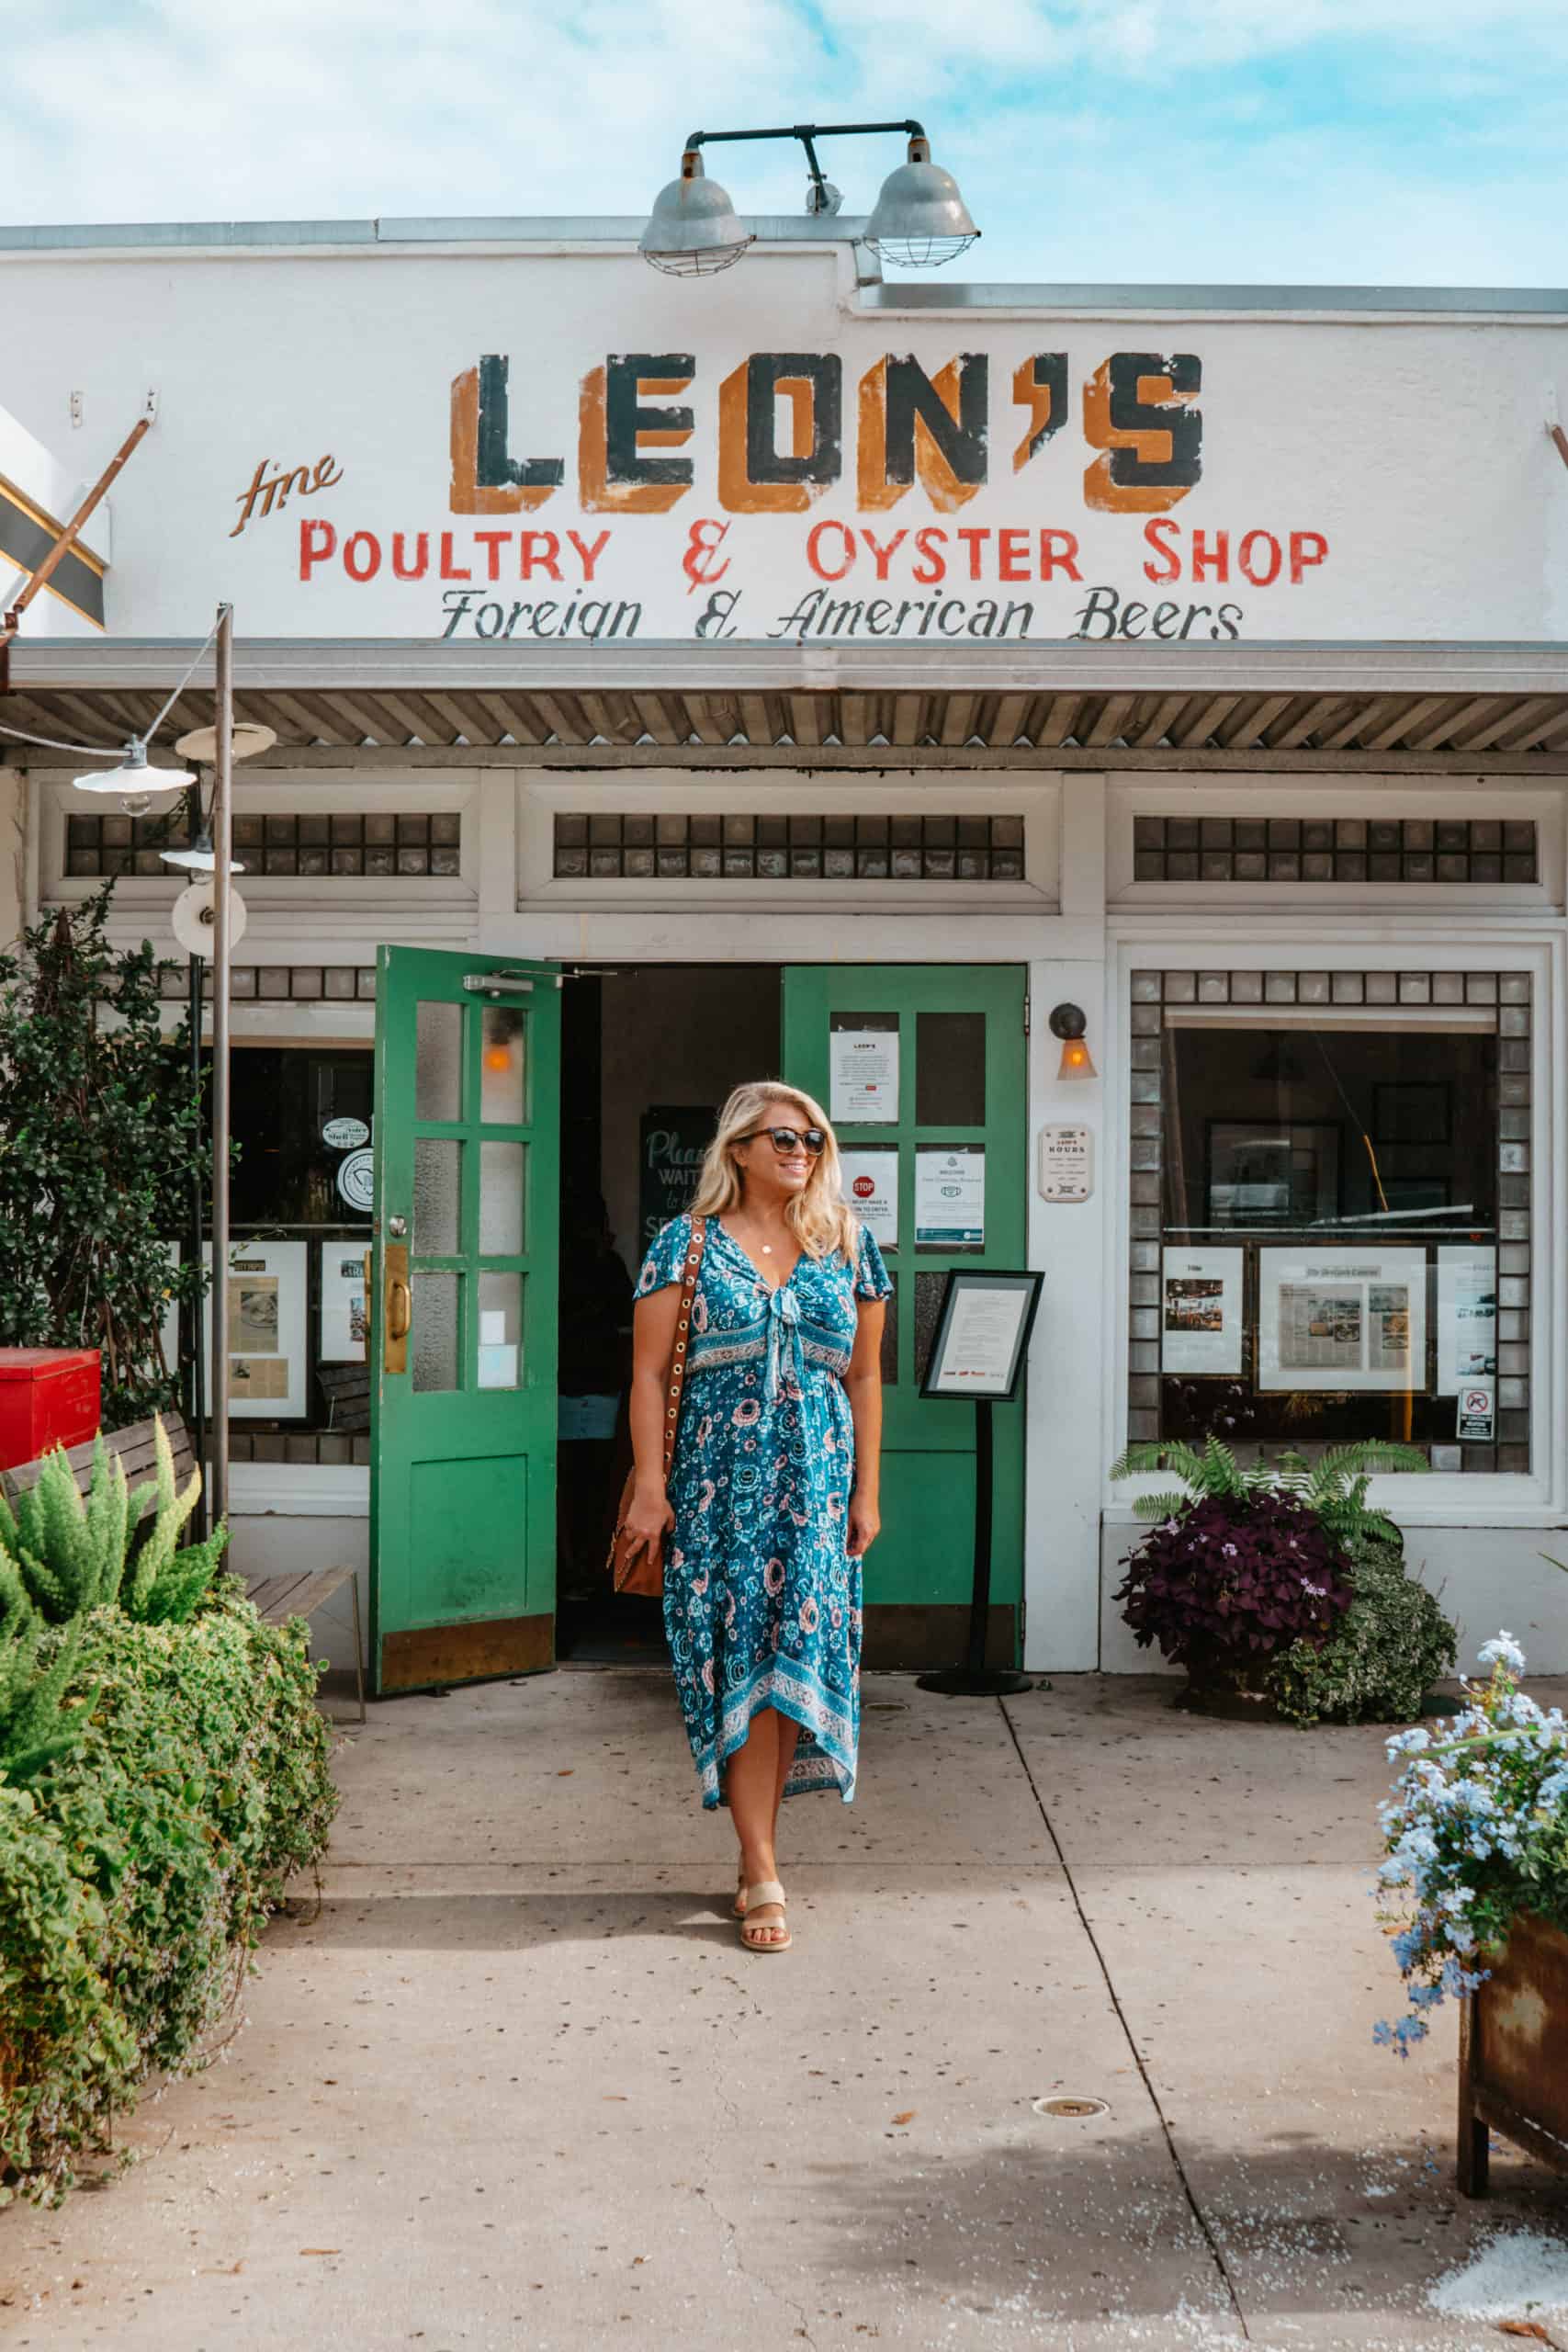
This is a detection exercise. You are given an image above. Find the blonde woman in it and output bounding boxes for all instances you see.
[624,1082,892,1953]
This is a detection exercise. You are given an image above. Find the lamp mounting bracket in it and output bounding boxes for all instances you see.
[683,119,928,211]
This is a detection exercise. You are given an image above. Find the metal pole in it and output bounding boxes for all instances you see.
[186,819,209,1544]
[209,605,233,1526]
[964,1396,995,1676]
[917,1396,1034,1698]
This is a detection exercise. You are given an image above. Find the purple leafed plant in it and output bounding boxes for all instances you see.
[1115,1490,1353,1676]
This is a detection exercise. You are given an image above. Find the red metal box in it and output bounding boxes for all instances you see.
[0,1348,102,1472]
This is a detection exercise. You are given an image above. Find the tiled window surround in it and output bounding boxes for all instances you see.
[229,1430,369,1466]
[554,810,1026,881]
[68,809,461,880]
[1127,967,1532,1475]
[158,965,378,1002]
[1133,815,1538,885]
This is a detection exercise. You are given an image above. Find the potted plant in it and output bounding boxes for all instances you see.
[1374,1634,1568,2194]
[1110,1436,1429,1716]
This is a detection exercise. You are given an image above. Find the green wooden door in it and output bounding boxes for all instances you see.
[782,966,1030,1668]
[369,949,560,1695]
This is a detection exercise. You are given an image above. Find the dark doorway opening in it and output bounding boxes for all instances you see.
[556,965,781,1660]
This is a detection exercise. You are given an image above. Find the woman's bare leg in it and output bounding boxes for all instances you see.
[733,1714,804,1912]
[727,1709,789,1946]
[772,1715,802,1826]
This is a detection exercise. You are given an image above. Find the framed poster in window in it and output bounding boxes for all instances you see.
[201,1239,310,1419]
[1257,1247,1427,1393]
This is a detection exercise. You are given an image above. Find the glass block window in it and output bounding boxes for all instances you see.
[157,964,378,1002]
[553,812,1026,881]
[1132,815,1538,886]
[66,809,461,879]
[1127,968,1531,1475]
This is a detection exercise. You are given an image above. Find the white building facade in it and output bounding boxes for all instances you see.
[2,217,1566,1686]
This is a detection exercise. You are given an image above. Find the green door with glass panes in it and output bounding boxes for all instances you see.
[782,966,1029,1668]
[369,949,560,1695]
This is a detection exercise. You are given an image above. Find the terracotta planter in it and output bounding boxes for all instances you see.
[1458,1910,1568,2194]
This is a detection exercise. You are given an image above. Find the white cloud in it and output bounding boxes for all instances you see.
[1,0,1564,288]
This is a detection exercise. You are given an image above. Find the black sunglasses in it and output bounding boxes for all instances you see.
[739,1125,828,1156]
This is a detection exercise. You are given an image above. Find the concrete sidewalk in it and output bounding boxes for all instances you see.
[5,1668,1567,2350]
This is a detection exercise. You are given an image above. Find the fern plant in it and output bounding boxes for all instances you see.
[120,1419,228,1625]
[0,1557,93,1788]
[0,1438,149,1623]
[1110,1434,1429,1550]
[0,1418,227,1631]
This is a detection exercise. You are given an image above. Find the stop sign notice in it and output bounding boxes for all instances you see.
[852,1174,875,1200]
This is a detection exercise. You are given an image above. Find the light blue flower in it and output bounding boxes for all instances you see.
[1478,1632,1527,1674]
[1386,1728,1431,1756]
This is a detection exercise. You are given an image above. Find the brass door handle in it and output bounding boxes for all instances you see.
[383,1242,411,1374]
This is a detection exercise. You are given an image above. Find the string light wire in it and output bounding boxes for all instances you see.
[0,615,221,762]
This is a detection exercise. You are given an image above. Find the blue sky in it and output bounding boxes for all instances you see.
[6,0,1566,285]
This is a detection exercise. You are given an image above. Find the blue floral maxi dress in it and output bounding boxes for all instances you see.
[636,1215,894,1809]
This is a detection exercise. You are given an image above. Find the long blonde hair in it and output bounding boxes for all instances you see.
[689,1081,859,1262]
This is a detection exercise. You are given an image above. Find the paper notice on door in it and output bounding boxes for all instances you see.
[915,1147,985,1249]
[829,1027,899,1125]
[1161,1249,1244,1375]
[840,1147,897,1249]
[1437,1246,1497,1392]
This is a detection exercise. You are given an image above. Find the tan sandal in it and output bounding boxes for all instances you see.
[739,1879,791,1953]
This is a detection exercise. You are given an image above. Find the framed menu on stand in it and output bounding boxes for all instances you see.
[916,1270,1044,1700]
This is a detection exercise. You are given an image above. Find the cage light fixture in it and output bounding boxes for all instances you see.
[639,119,979,277]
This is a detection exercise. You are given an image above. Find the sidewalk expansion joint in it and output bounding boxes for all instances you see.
[998,1695,1253,2344]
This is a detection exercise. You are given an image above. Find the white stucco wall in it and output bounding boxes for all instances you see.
[0,235,1564,647]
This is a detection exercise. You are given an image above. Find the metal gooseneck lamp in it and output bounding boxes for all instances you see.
[639,119,980,277]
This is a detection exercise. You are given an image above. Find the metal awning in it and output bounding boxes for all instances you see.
[6,639,1568,766]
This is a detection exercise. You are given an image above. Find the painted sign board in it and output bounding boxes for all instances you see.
[1,245,1564,645]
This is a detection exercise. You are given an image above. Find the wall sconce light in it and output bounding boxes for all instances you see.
[1049,1002,1098,1080]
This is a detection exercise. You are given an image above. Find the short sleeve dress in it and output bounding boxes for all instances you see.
[636,1214,894,1809]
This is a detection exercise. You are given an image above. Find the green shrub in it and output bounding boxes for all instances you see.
[1267,1538,1458,1726]
[0,1581,336,2203]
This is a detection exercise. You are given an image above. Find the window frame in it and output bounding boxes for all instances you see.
[1103,928,1563,1527]
[517,772,1059,913]
[1106,779,1562,915]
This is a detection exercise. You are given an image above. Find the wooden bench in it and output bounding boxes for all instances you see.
[245,1567,366,1724]
[2,1408,198,1505]
[2,1410,367,1724]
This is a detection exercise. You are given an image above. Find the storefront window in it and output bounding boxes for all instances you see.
[221,1047,374,1464]
[1127,970,1530,1474]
